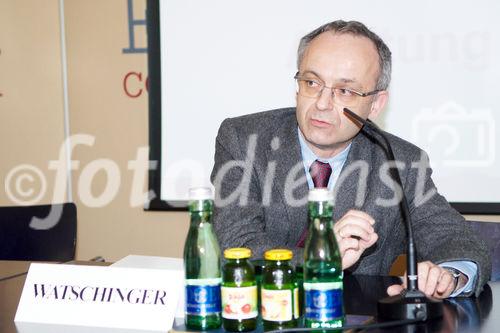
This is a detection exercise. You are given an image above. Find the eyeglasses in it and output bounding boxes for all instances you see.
[294,72,380,106]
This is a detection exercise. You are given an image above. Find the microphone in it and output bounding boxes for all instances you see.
[343,107,443,321]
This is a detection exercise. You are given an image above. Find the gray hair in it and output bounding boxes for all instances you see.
[297,20,392,91]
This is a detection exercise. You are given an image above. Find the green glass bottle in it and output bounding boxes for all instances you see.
[183,187,222,330]
[261,249,298,331]
[222,248,258,332]
[303,188,344,329]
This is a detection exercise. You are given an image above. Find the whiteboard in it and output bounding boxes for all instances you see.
[155,0,500,206]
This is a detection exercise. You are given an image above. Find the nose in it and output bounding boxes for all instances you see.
[315,87,334,111]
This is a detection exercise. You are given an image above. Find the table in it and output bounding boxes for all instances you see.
[0,261,31,281]
[1,261,499,332]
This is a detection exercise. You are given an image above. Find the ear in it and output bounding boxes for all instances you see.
[367,90,388,120]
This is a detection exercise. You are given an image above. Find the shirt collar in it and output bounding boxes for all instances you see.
[297,127,352,171]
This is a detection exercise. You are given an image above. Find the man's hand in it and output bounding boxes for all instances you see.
[334,210,378,270]
[387,261,465,299]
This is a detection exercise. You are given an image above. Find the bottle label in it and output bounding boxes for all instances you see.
[304,282,343,321]
[185,278,221,315]
[261,288,293,322]
[293,287,300,319]
[221,286,258,319]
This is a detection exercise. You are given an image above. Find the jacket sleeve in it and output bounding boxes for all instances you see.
[404,150,491,296]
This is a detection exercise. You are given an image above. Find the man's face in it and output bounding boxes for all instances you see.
[296,32,387,157]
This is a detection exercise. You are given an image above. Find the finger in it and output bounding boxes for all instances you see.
[360,232,378,248]
[344,210,376,225]
[337,224,373,242]
[417,262,431,292]
[334,216,375,236]
[338,237,360,255]
[424,266,442,296]
[334,217,374,235]
[401,272,408,289]
[387,284,404,296]
[436,270,454,295]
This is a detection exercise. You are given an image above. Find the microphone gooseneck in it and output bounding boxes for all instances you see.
[343,107,443,321]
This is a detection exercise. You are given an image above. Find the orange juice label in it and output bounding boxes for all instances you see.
[221,286,257,319]
[261,289,293,322]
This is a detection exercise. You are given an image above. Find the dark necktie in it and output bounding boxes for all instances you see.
[309,160,332,188]
[296,160,332,248]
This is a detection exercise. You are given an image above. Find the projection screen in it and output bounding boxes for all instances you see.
[147,0,500,213]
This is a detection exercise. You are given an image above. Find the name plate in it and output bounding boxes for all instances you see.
[15,263,183,331]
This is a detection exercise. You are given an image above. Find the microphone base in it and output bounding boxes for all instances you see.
[377,290,443,321]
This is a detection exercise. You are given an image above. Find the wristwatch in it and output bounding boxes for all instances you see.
[443,267,462,291]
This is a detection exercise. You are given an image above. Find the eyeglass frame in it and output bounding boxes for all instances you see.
[294,71,381,101]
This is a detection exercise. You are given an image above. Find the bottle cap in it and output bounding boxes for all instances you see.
[224,248,252,259]
[188,187,213,200]
[308,188,334,202]
[264,249,293,261]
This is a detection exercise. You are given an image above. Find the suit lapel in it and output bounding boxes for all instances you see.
[333,130,375,221]
[265,112,309,244]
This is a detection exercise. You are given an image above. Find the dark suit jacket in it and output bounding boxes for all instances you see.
[211,107,491,296]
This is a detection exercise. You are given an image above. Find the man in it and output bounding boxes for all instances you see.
[210,20,491,298]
